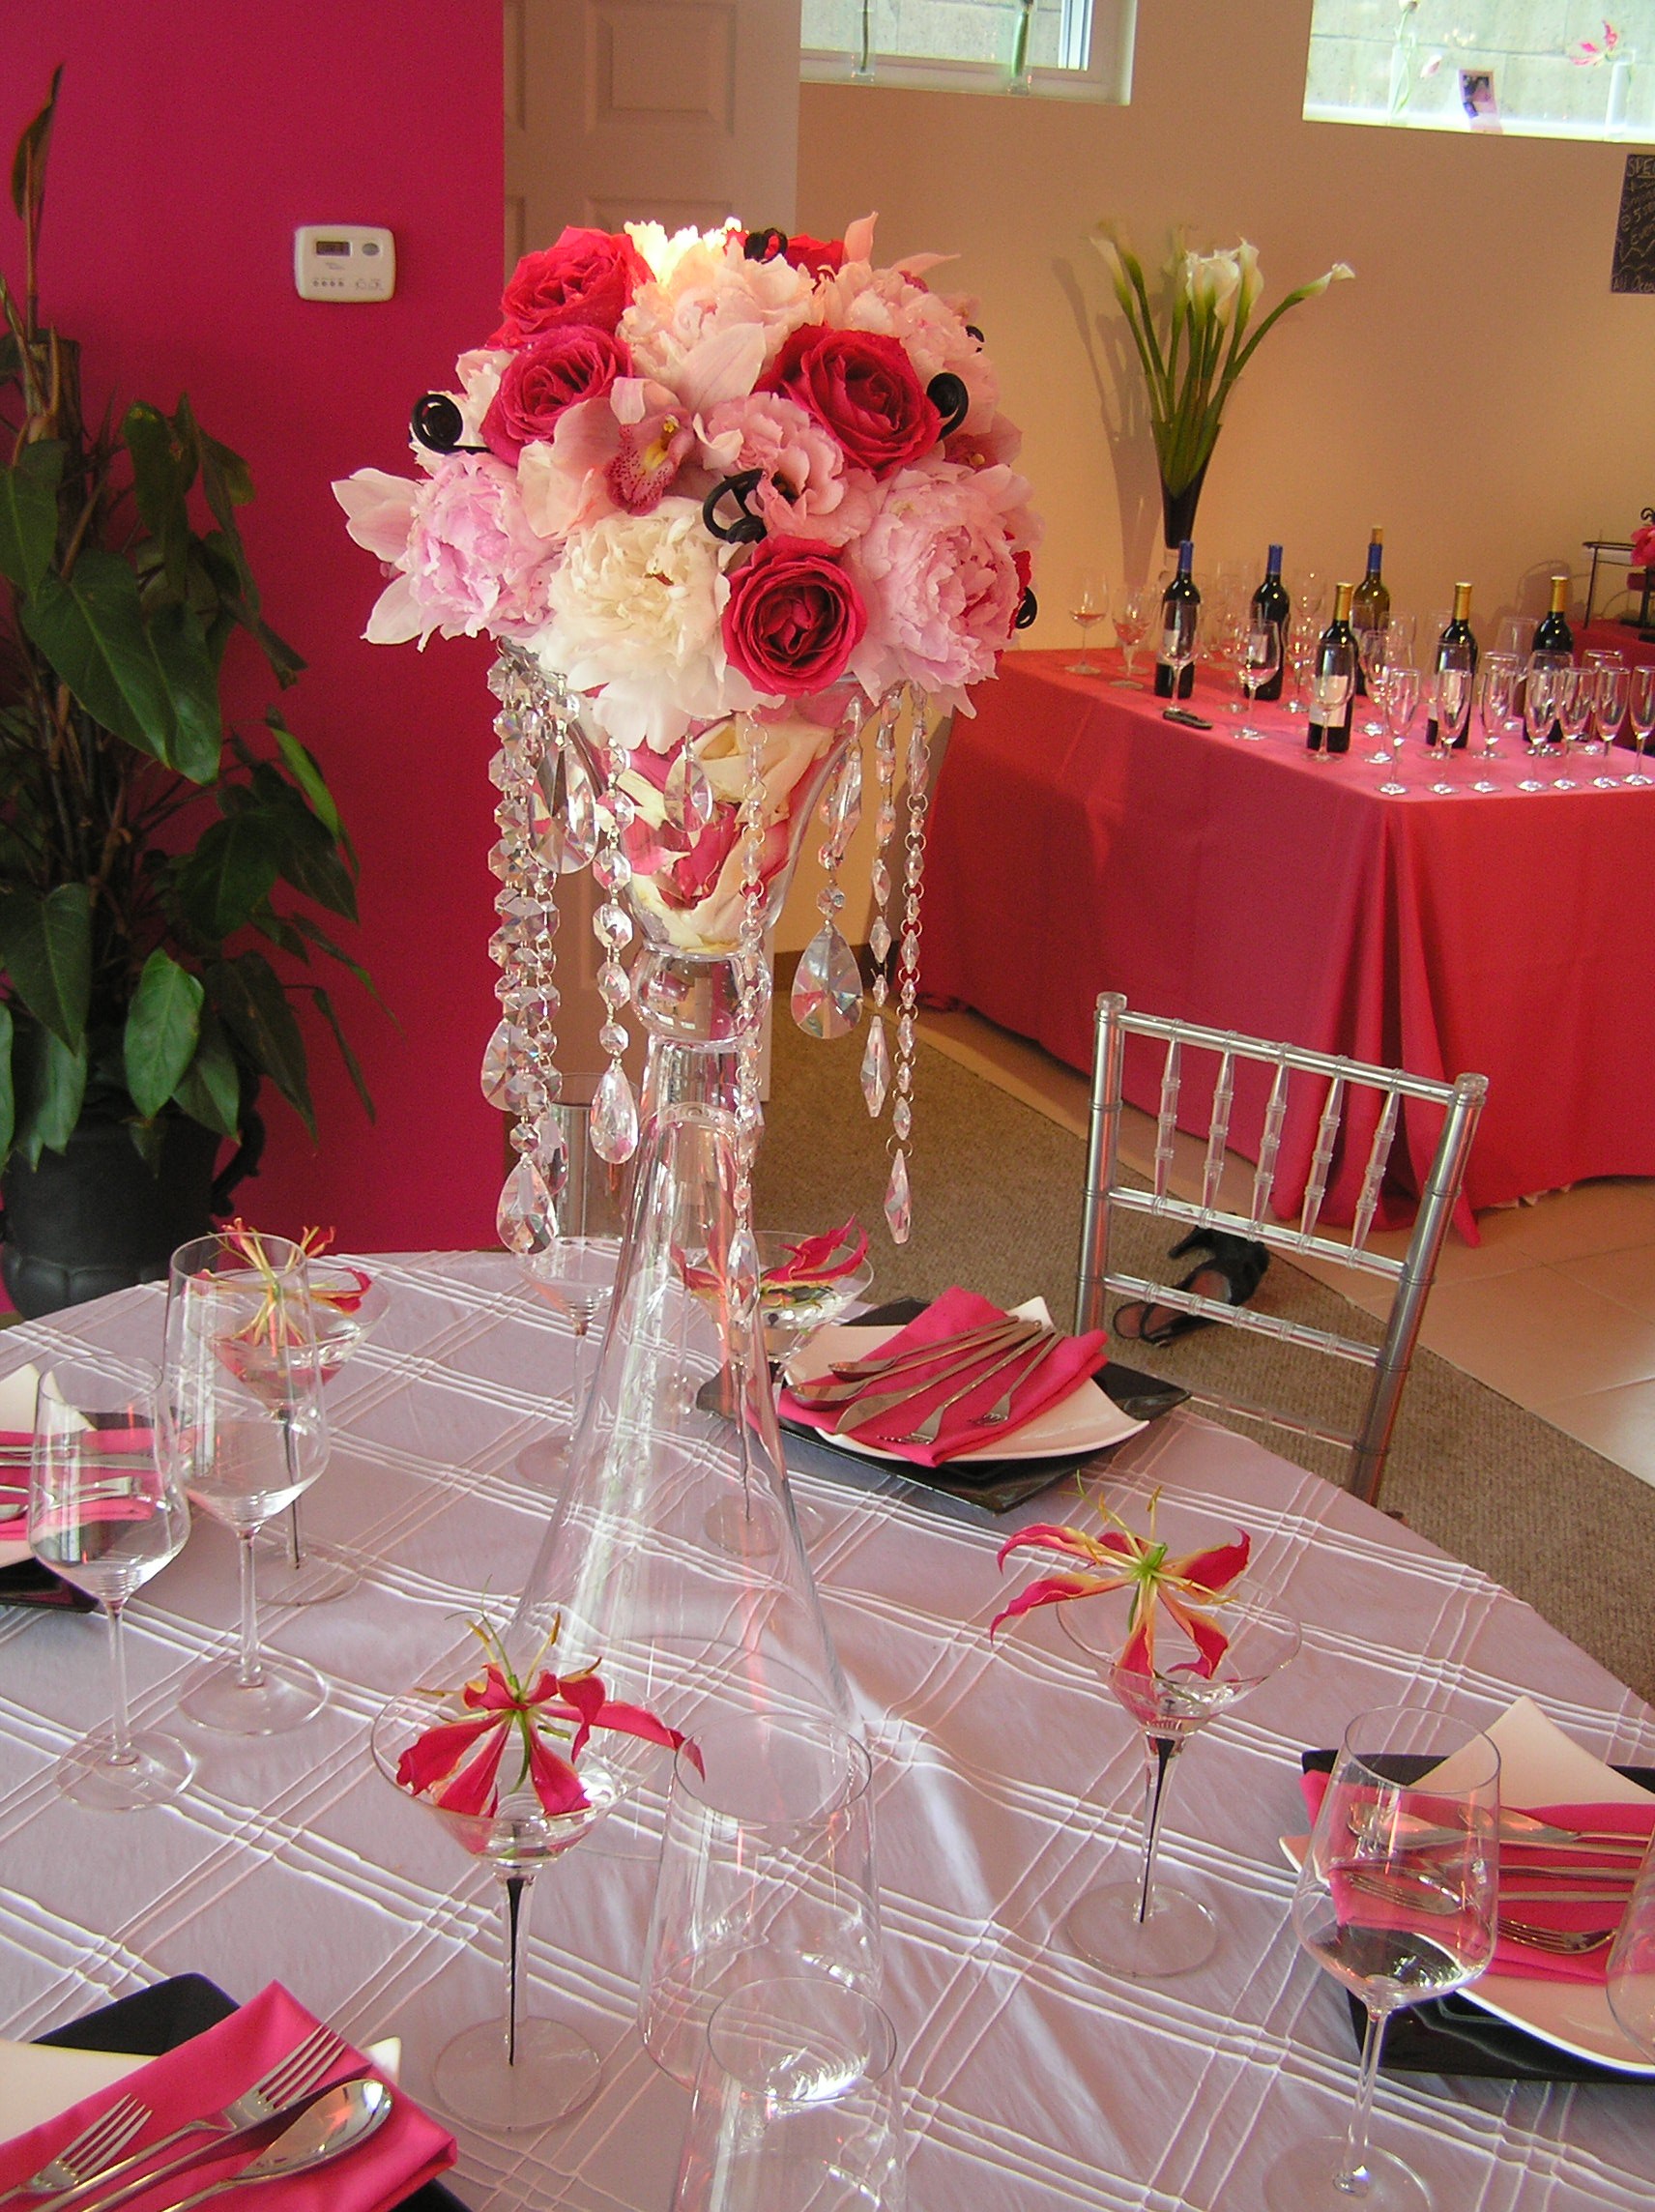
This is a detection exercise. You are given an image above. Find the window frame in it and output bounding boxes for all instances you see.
[800,0,1136,103]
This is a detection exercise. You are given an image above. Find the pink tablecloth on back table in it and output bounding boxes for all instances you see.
[920,650,1655,1232]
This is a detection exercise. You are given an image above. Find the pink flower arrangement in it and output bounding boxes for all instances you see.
[336,215,1038,745]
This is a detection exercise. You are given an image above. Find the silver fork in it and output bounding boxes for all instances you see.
[1499,1917,1618,1955]
[31,2024,345,2212]
[889,1330,1057,1446]
[977,1333,1064,1424]
[0,2097,148,2204]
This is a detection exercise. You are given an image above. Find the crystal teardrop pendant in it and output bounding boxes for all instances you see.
[860,1013,890,1119]
[479,1018,512,1109]
[884,1145,913,1245]
[497,1153,557,1256]
[662,748,714,839]
[537,741,598,874]
[590,1062,640,1164]
[820,742,863,857]
[791,920,863,1040]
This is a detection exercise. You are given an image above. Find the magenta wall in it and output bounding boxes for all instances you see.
[2,5,505,1257]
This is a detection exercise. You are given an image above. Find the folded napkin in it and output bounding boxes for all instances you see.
[1299,1769,1655,1988]
[0,1983,454,2211]
[0,1428,35,1548]
[778,1286,1108,1468]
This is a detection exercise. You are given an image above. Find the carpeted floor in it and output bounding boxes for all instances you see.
[756,1011,1655,1705]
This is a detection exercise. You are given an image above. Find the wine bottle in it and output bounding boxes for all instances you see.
[1350,529,1390,695]
[1425,583,1478,749]
[1531,574,1574,740]
[1307,582,1356,756]
[1154,539,1200,700]
[1250,543,1291,702]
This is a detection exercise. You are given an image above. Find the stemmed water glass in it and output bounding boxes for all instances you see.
[1628,666,1655,785]
[28,1360,193,1810]
[1427,650,1474,794]
[1590,662,1629,788]
[1056,1534,1299,1977]
[1472,654,1518,793]
[161,1230,331,1734]
[1067,567,1110,675]
[1553,665,1592,790]
[1112,585,1154,687]
[1377,666,1419,795]
[1235,620,1282,741]
[1266,1706,1498,2212]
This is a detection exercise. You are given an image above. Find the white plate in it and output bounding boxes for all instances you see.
[1282,1696,1655,2077]
[782,1316,1146,1466]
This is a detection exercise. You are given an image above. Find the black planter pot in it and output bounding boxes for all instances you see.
[1160,463,1210,550]
[1,1107,263,1320]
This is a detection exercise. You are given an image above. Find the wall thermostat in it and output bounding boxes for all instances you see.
[294,225,395,302]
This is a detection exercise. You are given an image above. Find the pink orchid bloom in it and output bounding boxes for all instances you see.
[769,1220,869,1287]
[991,1500,1250,1677]
[1571,19,1620,63]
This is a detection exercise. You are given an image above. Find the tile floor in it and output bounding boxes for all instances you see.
[916,1004,1655,1489]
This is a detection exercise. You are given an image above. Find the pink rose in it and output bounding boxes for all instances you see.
[492,227,651,346]
[721,536,867,697]
[482,328,633,462]
[782,232,846,278]
[763,327,941,480]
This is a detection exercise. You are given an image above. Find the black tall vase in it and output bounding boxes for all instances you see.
[1160,463,1210,550]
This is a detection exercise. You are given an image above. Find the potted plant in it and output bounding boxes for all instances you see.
[0,73,373,1315]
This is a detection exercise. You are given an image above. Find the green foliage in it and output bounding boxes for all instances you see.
[0,72,375,1174]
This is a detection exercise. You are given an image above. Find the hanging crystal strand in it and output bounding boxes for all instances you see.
[858,687,903,1120]
[791,698,865,1040]
[486,647,566,1257]
[731,713,770,1238]
[885,687,933,1246]
[588,742,640,1165]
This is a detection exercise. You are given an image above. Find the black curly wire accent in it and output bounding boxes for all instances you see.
[927,372,970,440]
[410,393,489,455]
[1014,587,1038,630]
[965,324,985,344]
[702,470,768,545]
[1641,506,1655,527]
[743,227,789,263]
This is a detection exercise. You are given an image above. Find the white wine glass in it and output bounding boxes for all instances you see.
[1590,663,1629,788]
[1292,570,1325,629]
[1066,567,1110,676]
[1628,665,1655,785]
[1378,666,1419,796]
[161,1230,332,1734]
[1553,665,1592,790]
[28,1361,193,1811]
[1112,585,1154,688]
[1236,621,1282,741]
[1265,1706,1498,2212]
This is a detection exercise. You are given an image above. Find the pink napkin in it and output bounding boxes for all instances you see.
[0,1983,455,2210]
[779,1286,1108,1468]
[0,1430,32,1543]
[1300,1770,1655,1987]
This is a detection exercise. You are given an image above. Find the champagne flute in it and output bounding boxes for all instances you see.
[1066,567,1110,676]
[1428,649,1473,794]
[1112,585,1154,687]
[28,1360,193,1810]
[1266,1706,1498,2212]
[1473,653,1518,793]
[161,1230,332,1734]
[1236,620,1282,742]
[1580,648,1625,755]
[1378,665,1419,796]
[1591,662,1629,787]
[1520,653,1567,791]
[1628,665,1655,785]
[1553,665,1592,790]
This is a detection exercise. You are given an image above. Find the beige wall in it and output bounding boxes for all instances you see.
[795,0,1655,643]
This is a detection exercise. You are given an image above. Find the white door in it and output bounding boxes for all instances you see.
[504,0,801,1096]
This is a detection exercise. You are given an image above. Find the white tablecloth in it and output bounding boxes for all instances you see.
[0,1253,1651,2210]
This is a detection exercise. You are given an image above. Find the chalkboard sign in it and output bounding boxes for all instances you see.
[1611,154,1655,293]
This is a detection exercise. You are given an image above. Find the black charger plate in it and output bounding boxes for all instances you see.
[1300,1748,1655,2083]
[0,1557,94,1611]
[35,1975,470,2206]
[778,1296,1187,1513]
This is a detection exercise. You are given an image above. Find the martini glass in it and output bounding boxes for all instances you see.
[1058,1547,1299,1977]
[257,1260,390,1606]
[372,1688,624,2130]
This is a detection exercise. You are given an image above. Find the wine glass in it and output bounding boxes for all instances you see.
[1580,648,1625,756]
[1067,567,1110,676]
[1378,666,1419,796]
[1308,642,1354,759]
[257,1257,391,1608]
[1590,662,1629,788]
[1473,654,1518,793]
[1266,1706,1498,2212]
[28,1360,193,1810]
[1607,1844,1655,2059]
[160,1231,331,1734]
[1112,585,1154,687]
[1520,653,1568,791]
[1494,613,1534,663]
[1236,620,1282,742]
[1056,1535,1299,1977]
[1286,618,1318,718]
[1553,665,1592,790]
[1384,612,1417,666]
[1292,571,1325,629]
[1427,650,1474,794]
[372,1680,627,2129]
[1628,665,1655,785]
[516,1238,619,1487]
[1355,626,1389,741]
[1160,594,1200,704]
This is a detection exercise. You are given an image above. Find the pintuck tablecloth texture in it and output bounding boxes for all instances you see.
[921,652,1655,1235]
[1,1253,1653,2209]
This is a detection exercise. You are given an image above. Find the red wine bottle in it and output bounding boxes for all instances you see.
[1154,539,1200,700]
[1250,544,1290,702]
[1531,574,1574,740]
[1308,583,1356,755]
[1425,583,1477,748]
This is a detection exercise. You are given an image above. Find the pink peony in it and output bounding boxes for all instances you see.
[482,328,632,462]
[721,536,867,697]
[334,455,560,646]
[492,227,651,346]
[697,392,871,547]
[846,462,1027,705]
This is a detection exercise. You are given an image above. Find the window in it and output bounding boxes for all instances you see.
[800,0,1135,102]
[1304,2,1655,144]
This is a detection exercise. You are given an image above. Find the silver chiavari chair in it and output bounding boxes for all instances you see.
[1075,993,1487,1510]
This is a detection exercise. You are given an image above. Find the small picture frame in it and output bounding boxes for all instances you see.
[1459,69,1499,128]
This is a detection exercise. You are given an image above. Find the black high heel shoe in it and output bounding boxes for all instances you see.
[1111,1229,1271,1348]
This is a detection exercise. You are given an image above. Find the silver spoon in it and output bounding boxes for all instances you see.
[1356,1808,1648,1857]
[142,2081,392,2212]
